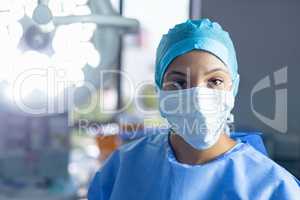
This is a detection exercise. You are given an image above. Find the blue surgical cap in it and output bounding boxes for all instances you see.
[155,18,240,96]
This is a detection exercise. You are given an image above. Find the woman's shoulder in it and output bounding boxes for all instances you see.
[88,130,169,199]
[117,128,169,153]
[233,142,300,188]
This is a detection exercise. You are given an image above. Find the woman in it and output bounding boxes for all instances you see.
[88,19,300,200]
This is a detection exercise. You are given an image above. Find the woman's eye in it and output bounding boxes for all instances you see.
[175,80,187,88]
[208,78,224,88]
[168,79,186,89]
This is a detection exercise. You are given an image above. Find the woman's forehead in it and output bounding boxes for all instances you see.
[165,50,229,76]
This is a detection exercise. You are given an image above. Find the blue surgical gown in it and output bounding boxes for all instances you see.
[88,130,300,200]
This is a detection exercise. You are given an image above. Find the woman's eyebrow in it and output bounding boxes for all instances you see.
[204,68,229,76]
[167,70,186,77]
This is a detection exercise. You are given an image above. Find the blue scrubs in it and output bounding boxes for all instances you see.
[88,130,300,200]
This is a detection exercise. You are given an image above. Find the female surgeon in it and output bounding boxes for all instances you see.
[88,19,300,200]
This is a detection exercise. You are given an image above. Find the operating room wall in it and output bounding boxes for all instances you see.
[201,0,300,177]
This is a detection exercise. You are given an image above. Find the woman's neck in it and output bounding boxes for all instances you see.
[169,133,237,165]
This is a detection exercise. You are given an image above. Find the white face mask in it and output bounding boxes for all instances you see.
[158,86,235,150]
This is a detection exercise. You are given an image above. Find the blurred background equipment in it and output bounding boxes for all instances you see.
[0,0,138,199]
[0,113,75,200]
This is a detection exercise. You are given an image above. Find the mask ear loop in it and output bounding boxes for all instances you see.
[224,75,238,136]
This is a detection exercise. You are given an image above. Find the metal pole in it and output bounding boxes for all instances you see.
[116,0,123,111]
[189,0,202,19]
[53,15,138,31]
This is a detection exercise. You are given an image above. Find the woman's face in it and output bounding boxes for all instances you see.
[162,50,232,91]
